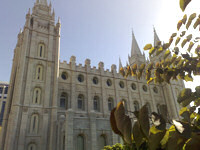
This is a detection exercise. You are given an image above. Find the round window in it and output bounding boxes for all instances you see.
[119,81,124,88]
[107,79,112,86]
[78,74,84,82]
[131,83,136,90]
[93,77,98,84]
[153,87,158,93]
[143,85,147,92]
[61,72,68,80]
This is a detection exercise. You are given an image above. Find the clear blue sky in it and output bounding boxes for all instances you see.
[0,0,199,89]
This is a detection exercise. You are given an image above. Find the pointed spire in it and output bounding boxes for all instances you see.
[57,17,61,24]
[153,26,160,46]
[131,31,142,57]
[28,8,31,15]
[49,1,52,7]
[36,0,39,4]
[119,57,123,71]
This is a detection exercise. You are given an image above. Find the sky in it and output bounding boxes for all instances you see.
[0,0,199,90]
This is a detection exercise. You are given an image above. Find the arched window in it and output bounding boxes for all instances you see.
[146,103,151,114]
[78,94,84,110]
[30,114,39,134]
[157,104,161,114]
[38,43,45,58]
[28,143,36,150]
[35,65,43,80]
[108,97,114,111]
[133,101,139,111]
[99,135,106,149]
[60,93,68,109]
[93,96,100,112]
[33,88,41,104]
[77,135,85,150]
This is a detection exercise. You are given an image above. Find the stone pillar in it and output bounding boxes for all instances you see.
[85,59,92,113]
[65,109,74,150]
[70,56,76,110]
[89,111,97,150]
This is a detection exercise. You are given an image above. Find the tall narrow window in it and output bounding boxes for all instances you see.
[99,135,106,149]
[157,104,161,114]
[36,65,43,80]
[28,144,36,150]
[33,88,41,104]
[133,101,139,111]
[108,97,114,111]
[0,101,6,126]
[77,135,84,150]
[30,114,39,134]
[78,94,84,110]
[146,103,151,114]
[60,93,68,109]
[38,43,45,58]
[93,96,99,112]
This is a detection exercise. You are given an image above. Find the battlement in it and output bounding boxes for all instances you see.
[59,56,122,76]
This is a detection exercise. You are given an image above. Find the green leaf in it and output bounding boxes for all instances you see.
[156,47,164,56]
[187,42,194,52]
[186,34,192,41]
[184,74,193,82]
[181,39,188,48]
[177,88,192,103]
[164,50,171,59]
[149,47,156,56]
[180,31,186,37]
[110,108,123,136]
[147,78,154,85]
[182,14,187,24]
[149,126,166,150]
[144,44,152,50]
[171,33,177,38]
[114,101,132,144]
[132,121,145,149]
[175,37,181,46]
[138,105,150,138]
[186,20,192,30]
[179,0,191,11]
[177,20,183,30]
[193,18,200,29]
[188,13,196,21]
[163,43,170,50]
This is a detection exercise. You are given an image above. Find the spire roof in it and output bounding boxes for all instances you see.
[119,57,123,71]
[153,27,160,46]
[131,31,142,57]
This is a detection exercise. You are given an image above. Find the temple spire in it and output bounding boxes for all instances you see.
[119,57,123,72]
[153,27,160,46]
[131,31,142,57]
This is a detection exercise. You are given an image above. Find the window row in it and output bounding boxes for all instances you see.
[60,73,158,93]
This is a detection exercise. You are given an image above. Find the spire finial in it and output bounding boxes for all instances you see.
[36,0,39,3]
[153,26,160,46]
[119,57,123,72]
[28,8,31,15]
[131,30,142,57]
[58,17,61,24]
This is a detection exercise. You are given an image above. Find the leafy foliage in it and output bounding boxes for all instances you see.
[110,2,200,149]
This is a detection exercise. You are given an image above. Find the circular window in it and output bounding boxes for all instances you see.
[153,87,158,93]
[143,85,147,92]
[93,77,98,84]
[107,79,112,86]
[61,72,68,80]
[119,81,124,88]
[78,74,84,82]
[131,83,136,90]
